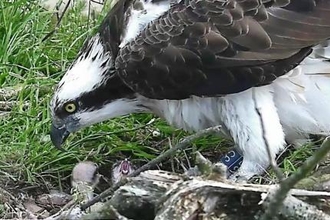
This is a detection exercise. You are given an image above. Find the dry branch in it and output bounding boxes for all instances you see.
[36,148,330,220]
[77,169,330,220]
[81,125,223,210]
[77,128,330,220]
[41,0,72,42]
[57,151,330,219]
[0,86,23,101]
[261,191,330,220]
[261,137,330,220]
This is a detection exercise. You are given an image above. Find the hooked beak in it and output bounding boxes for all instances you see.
[50,123,70,150]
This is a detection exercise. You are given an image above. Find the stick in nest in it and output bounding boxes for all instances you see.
[42,0,72,42]
[261,137,330,220]
[80,125,223,210]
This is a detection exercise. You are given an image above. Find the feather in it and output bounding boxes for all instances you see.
[50,0,330,182]
[115,0,330,99]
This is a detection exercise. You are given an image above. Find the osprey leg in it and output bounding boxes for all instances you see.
[218,85,286,181]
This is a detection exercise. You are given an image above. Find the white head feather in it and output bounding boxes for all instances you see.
[54,34,111,103]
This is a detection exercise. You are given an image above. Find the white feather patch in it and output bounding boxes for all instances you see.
[55,34,110,102]
[139,86,286,179]
[274,53,330,137]
[78,98,146,128]
[119,0,172,48]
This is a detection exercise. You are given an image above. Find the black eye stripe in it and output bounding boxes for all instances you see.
[54,75,135,115]
[77,75,135,111]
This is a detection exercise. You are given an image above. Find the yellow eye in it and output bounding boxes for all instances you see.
[64,103,77,113]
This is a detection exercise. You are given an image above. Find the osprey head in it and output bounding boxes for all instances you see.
[50,34,141,149]
[49,0,173,148]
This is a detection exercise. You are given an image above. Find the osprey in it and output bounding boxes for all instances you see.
[50,0,330,181]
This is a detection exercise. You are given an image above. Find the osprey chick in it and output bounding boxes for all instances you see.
[50,0,330,181]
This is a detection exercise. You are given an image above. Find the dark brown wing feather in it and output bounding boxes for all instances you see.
[96,0,134,58]
[115,0,330,99]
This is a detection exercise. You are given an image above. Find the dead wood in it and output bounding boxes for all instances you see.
[77,169,330,220]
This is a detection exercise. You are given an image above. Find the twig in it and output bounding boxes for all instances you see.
[280,194,330,219]
[290,188,330,197]
[0,86,23,101]
[260,191,330,220]
[0,101,29,111]
[252,88,284,181]
[261,137,330,220]
[44,200,77,220]
[168,137,176,173]
[80,125,222,210]
[42,0,72,42]
[0,186,19,204]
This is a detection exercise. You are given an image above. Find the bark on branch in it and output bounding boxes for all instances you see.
[80,170,330,220]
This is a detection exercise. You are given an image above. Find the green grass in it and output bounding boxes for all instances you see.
[0,0,318,192]
[0,0,226,189]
